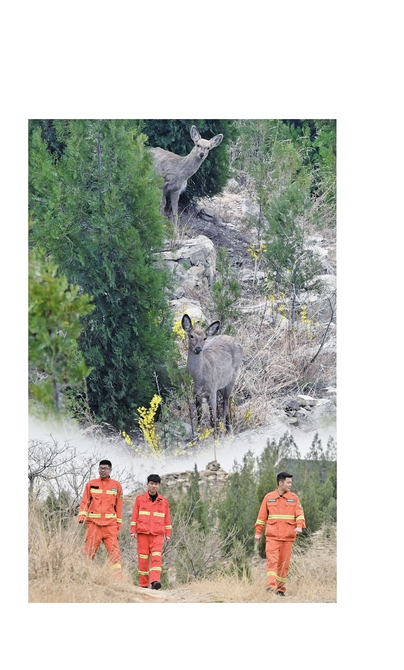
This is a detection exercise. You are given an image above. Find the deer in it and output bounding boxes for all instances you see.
[150,126,223,237]
[181,313,243,435]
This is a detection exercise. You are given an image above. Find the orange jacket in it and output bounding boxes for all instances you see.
[255,489,306,541]
[78,477,123,528]
[130,492,171,538]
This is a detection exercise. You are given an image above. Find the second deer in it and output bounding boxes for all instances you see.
[150,125,223,237]
[181,313,243,434]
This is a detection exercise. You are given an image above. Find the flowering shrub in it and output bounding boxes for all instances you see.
[137,394,162,453]
[247,242,267,260]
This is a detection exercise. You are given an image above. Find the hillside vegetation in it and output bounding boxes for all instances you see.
[28,119,336,447]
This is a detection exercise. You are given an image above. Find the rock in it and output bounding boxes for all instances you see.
[310,399,336,422]
[170,299,206,324]
[297,394,316,407]
[241,198,260,218]
[227,178,241,193]
[161,235,216,288]
[283,398,300,413]
[317,274,337,290]
[197,207,218,223]
[161,461,228,498]
[240,269,266,282]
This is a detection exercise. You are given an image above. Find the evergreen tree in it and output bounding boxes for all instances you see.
[29,249,94,416]
[235,120,333,326]
[178,465,208,534]
[218,451,257,556]
[306,432,334,484]
[301,472,322,533]
[255,439,278,504]
[211,247,241,332]
[29,120,178,429]
[263,140,324,324]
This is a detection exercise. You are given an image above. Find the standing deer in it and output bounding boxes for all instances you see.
[150,126,223,237]
[181,313,243,434]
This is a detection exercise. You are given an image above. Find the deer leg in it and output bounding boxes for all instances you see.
[223,383,235,432]
[161,187,168,216]
[209,394,217,434]
[223,394,231,432]
[170,190,180,238]
[195,395,203,427]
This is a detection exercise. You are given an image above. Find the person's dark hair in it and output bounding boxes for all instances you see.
[277,471,292,485]
[99,459,112,468]
[147,474,161,483]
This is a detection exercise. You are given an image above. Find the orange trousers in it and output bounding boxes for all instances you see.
[136,534,164,587]
[265,539,294,593]
[82,522,122,573]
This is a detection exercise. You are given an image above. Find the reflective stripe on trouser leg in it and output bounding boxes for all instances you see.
[149,535,164,585]
[137,534,151,587]
[265,538,293,593]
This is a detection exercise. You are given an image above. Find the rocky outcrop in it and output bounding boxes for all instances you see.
[282,394,336,430]
[161,235,216,300]
[161,460,228,498]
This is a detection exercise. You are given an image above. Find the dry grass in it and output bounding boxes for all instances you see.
[29,502,336,603]
[163,529,336,603]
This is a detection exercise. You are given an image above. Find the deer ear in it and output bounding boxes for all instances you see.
[210,134,223,148]
[206,321,220,337]
[182,314,192,332]
[190,126,201,142]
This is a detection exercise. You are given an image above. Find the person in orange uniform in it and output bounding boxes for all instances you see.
[255,471,305,597]
[130,474,172,590]
[78,459,123,575]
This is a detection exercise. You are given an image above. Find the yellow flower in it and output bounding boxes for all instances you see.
[122,430,133,446]
[137,395,162,453]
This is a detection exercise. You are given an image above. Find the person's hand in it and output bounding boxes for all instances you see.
[78,518,85,524]
[165,537,170,542]
[295,527,302,534]
[254,534,261,542]
[131,534,137,540]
